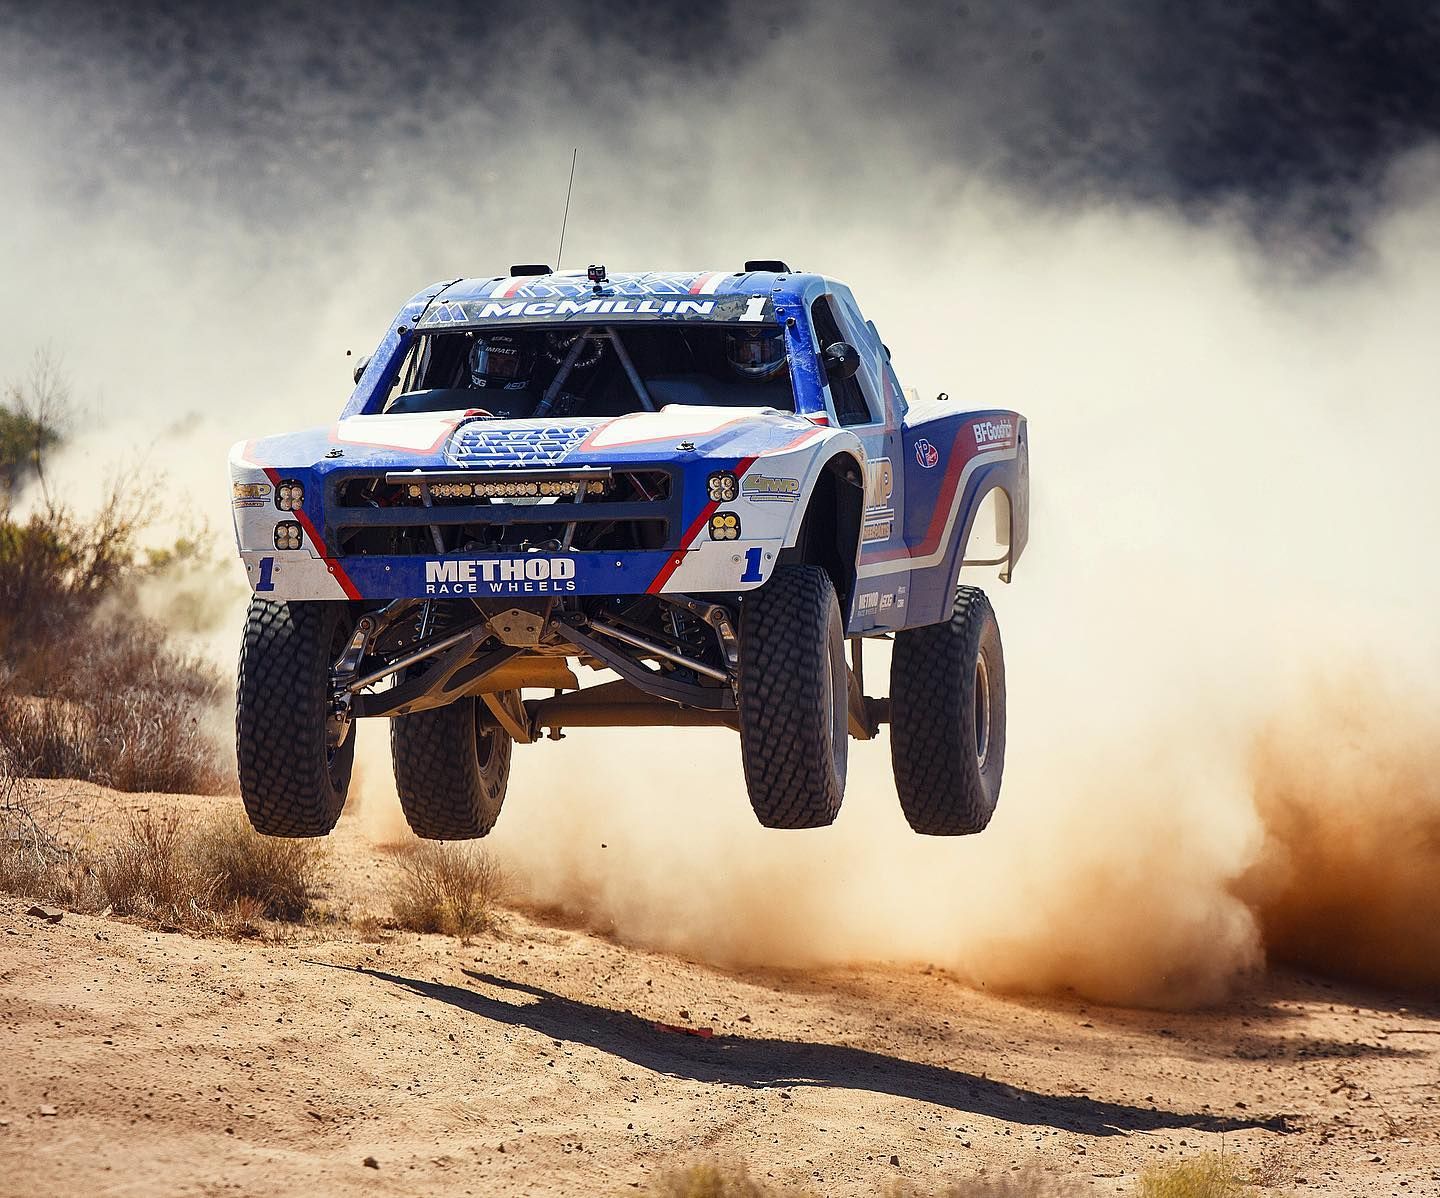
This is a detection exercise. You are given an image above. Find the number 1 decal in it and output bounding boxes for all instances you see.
[256,556,276,592]
[741,546,764,583]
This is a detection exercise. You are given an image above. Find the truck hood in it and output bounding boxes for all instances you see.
[234,406,828,473]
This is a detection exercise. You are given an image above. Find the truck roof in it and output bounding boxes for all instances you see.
[431,268,827,307]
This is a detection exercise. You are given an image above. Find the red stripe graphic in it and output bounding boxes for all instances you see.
[646,456,757,594]
[264,467,362,600]
[861,426,977,566]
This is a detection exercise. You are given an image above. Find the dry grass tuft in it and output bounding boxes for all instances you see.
[1133,1155,1258,1198]
[389,841,504,942]
[0,626,230,796]
[0,772,322,935]
[193,812,321,921]
[650,1162,780,1198]
[97,811,220,925]
[892,1172,1086,1197]
[649,1163,1084,1198]
[1249,1143,1295,1189]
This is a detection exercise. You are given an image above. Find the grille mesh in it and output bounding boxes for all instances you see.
[444,422,594,468]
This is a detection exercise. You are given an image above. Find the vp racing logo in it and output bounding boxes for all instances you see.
[913,438,940,469]
[425,557,577,595]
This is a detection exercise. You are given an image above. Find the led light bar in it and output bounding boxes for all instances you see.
[273,521,303,550]
[405,478,606,500]
[275,480,304,511]
[708,511,741,541]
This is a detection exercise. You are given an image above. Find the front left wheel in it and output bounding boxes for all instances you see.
[738,564,849,829]
[236,597,357,837]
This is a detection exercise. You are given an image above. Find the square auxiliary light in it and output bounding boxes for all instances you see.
[707,471,738,502]
[273,521,303,550]
[275,480,304,511]
[708,511,741,541]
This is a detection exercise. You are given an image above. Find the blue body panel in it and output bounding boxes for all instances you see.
[236,269,1028,632]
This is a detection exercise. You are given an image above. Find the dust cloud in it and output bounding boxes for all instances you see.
[4,6,1440,1007]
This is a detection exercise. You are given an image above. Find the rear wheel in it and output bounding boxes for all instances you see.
[889,586,1006,835]
[738,565,848,829]
[390,695,514,839]
[236,597,356,837]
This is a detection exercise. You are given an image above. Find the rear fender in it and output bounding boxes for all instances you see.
[892,408,1028,627]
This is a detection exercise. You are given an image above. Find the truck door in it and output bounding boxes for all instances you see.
[809,291,910,632]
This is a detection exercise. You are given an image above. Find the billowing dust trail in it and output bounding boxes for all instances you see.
[8,9,1440,1012]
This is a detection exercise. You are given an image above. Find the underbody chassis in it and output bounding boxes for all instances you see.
[327,591,889,743]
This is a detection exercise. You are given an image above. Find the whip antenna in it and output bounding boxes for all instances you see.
[555,148,578,270]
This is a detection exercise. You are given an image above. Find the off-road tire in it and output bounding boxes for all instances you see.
[236,597,356,837]
[738,564,848,829]
[390,696,514,839]
[890,586,1006,835]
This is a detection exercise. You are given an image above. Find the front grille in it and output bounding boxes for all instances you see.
[323,465,678,557]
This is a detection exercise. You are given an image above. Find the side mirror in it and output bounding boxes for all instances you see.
[823,341,861,382]
[352,353,372,385]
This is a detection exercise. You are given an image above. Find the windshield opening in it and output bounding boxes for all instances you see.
[381,322,795,419]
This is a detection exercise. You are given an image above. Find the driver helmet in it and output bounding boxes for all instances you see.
[725,326,787,381]
[468,333,536,389]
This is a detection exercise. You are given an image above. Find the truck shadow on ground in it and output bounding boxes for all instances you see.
[347,965,1294,1138]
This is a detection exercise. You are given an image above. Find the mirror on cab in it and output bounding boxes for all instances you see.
[823,341,861,381]
[353,353,372,385]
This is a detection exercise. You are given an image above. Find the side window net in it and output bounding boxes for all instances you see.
[810,296,872,426]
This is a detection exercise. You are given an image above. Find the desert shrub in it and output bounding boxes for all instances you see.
[97,810,220,924]
[1133,1155,1257,1198]
[0,797,323,934]
[97,810,323,930]
[0,748,95,904]
[192,812,321,920]
[389,842,504,941]
[0,650,229,795]
[0,356,234,796]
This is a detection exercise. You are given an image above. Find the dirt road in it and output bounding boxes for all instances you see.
[3,789,1439,1196]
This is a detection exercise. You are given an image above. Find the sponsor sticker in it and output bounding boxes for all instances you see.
[972,419,1015,448]
[914,438,940,469]
[864,457,894,509]
[425,557,578,595]
[232,498,265,509]
[857,591,880,612]
[862,519,893,544]
[741,474,800,502]
[420,292,772,327]
[879,593,895,611]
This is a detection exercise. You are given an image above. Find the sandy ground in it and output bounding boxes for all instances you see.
[3,787,1439,1197]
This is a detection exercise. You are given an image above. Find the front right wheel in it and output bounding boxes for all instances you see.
[738,564,848,829]
[390,695,514,840]
[889,585,1006,835]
